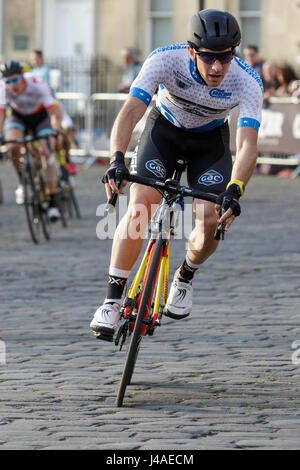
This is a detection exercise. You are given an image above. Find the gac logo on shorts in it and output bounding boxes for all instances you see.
[146,159,166,178]
[198,170,224,186]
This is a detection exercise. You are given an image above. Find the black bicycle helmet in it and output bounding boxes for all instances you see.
[188,9,241,51]
[0,60,23,78]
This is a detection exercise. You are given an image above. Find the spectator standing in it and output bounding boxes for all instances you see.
[243,44,263,76]
[275,65,299,97]
[262,61,280,100]
[29,50,50,83]
[288,79,300,98]
[118,47,142,93]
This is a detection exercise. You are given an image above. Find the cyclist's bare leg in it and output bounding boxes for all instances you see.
[90,183,162,338]
[165,198,219,319]
[187,198,219,264]
[39,137,58,195]
[110,183,161,271]
[63,132,72,160]
[5,128,24,180]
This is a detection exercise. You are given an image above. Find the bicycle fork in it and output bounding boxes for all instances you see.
[115,234,171,349]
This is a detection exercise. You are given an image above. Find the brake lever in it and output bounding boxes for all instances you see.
[214,197,229,241]
[214,220,225,241]
[104,169,123,213]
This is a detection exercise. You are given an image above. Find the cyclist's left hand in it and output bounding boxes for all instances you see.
[215,183,242,232]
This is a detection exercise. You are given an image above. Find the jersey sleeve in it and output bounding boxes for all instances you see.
[237,72,264,132]
[129,50,165,106]
[0,83,6,113]
[36,78,56,110]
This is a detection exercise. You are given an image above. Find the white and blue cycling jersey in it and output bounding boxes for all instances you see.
[129,43,263,133]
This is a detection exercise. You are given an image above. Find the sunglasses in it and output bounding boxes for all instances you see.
[5,75,22,85]
[194,50,234,65]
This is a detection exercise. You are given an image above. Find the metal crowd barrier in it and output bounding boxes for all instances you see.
[81,93,155,167]
[0,92,299,177]
[87,94,300,176]
[56,92,90,159]
[257,97,300,177]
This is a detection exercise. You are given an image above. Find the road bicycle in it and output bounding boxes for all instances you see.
[4,134,68,243]
[101,160,226,407]
[56,150,81,221]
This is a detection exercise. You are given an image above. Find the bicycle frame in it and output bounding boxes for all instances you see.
[117,173,188,342]
[124,230,171,335]
[110,163,226,406]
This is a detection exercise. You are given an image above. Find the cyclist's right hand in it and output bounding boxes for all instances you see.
[102,151,129,199]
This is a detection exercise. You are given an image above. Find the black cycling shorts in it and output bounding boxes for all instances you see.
[5,107,52,137]
[130,107,232,195]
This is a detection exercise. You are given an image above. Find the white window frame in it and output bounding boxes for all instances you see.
[37,0,96,58]
[234,0,262,53]
[145,0,173,55]
[0,0,4,55]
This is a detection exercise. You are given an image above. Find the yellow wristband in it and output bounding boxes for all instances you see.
[226,179,245,196]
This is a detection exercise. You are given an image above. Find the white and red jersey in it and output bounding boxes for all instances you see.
[130,43,264,132]
[0,73,56,115]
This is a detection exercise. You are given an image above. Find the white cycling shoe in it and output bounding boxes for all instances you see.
[165,271,193,320]
[47,206,60,222]
[15,184,24,205]
[90,302,122,342]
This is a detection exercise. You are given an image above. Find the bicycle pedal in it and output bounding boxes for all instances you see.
[92,326,114,342]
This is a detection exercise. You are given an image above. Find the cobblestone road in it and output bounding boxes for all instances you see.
[0,159,300,450]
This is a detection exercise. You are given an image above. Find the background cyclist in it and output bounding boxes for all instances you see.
[0,60,62,221]
[90,9,264,341]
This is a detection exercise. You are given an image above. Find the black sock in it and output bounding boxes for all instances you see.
[178,259,199,283]
[107,275,128,300]
[17,172,22,183]
[49,194,56,208]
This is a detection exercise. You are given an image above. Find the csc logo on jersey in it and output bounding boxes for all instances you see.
[209,89,232,100]
[198,170,224,186]
[146,159,166,178]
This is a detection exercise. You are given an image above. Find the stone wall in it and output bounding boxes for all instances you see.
[3,0,36,60]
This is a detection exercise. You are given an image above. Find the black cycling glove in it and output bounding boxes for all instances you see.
[216,180,245,217]
[102,151,129,184]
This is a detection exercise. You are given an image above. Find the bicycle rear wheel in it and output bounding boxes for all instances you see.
[56,184,68,228]
[116,235,164,407]
[66,187,81,219]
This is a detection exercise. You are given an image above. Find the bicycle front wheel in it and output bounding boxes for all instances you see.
[38,172,51,241]
[0,179,3,204]
[22,159,41,244]
[116,235,164,407]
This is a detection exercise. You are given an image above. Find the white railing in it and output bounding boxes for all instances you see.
[1,93,299,176]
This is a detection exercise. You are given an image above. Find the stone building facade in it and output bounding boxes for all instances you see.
[0,0,299,72]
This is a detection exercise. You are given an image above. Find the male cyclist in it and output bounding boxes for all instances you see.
[0,60,61,220]
[90,9,264,341]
